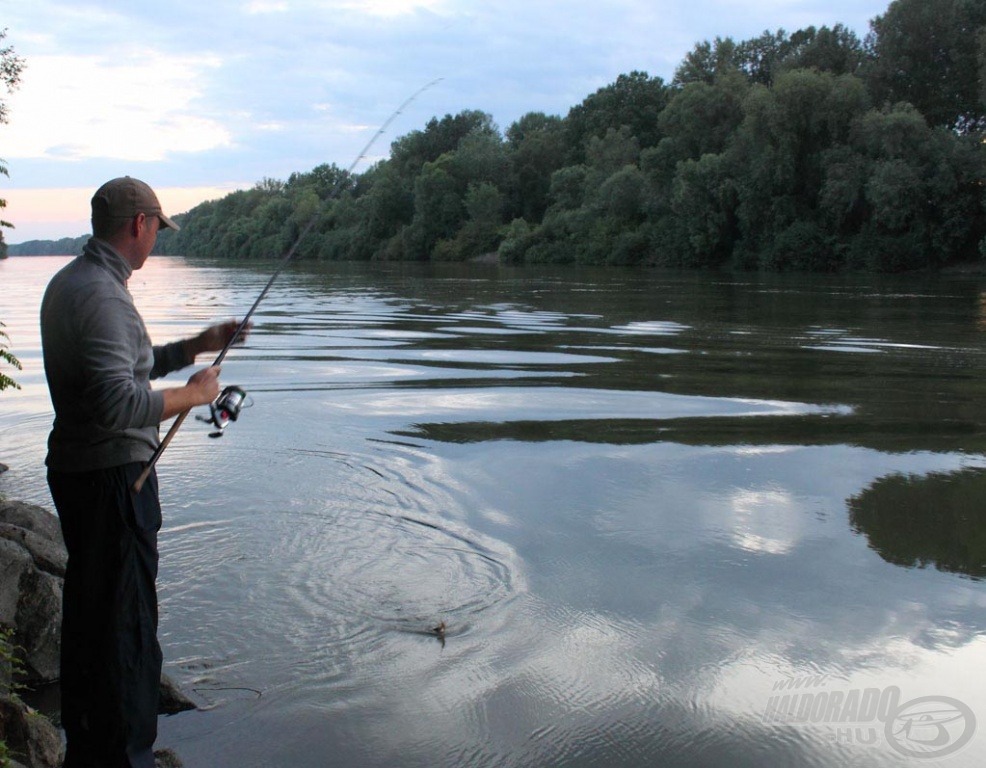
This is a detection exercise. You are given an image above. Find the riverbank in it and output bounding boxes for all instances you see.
[0,494,193,768]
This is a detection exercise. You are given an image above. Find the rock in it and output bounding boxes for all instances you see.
[0,524,66,578]
[0,693,64,768]
[0,539,33,627]
[0,501,63,547]
[154,748,185,767]
[0,498,195,766]
[159,673,197,715]
[0,463,8,474]
[0,502,65,684]
[14,569,62,684]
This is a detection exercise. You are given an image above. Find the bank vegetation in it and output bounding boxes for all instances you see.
[13,0,986,272]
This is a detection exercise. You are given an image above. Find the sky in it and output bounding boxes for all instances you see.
[1,0,892,243]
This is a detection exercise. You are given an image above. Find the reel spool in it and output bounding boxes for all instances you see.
[197,385,248,438]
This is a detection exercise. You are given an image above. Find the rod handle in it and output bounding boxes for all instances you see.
[132,408,191,494]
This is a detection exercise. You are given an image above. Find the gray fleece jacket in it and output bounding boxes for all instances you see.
[41,238,193,472]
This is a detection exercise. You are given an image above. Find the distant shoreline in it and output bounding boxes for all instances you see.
[5,234,89,257]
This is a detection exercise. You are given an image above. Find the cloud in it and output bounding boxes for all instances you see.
[329,0,449,17]
[3,49,231,162]
[244,0,289,12]
[4,184,250,242]
[0,0,891,241]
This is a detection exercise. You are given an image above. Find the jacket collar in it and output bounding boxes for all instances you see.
[83,237,133,285]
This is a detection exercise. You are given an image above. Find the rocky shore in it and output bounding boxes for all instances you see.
[0,495,195,768]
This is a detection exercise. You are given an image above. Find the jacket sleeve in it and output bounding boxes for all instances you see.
[78,294,165,431]
[151,340,193,379]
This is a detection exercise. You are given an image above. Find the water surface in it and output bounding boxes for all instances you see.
[2,256,986,766]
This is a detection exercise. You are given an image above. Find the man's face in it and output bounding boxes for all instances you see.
[132,214,160,270]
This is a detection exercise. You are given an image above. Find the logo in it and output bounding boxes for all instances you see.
[885,696,976,759]
[761,677,976,760]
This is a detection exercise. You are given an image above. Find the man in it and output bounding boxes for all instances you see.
[40,177,248,767]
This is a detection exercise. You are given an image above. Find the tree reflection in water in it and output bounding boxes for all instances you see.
[848,468,986,579]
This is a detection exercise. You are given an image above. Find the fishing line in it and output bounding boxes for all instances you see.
[132,78,443,494]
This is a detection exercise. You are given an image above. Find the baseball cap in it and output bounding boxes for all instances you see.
[91,176,181,231]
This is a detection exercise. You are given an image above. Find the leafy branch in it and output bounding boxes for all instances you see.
[0,321,21,392]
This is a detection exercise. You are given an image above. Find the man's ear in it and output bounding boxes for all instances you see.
[131,212,147,237]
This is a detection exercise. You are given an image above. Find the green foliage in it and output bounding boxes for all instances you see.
[54,3,983,273]
[674,37,741,86]
[0,626,25,694]
[865,0,986,132]
[672,153,737,267]
[506,112,567,222]
[0,321,21,392]
[0,626,27,768]
[0,30,24,124]
[390,110,497,178]
[657,74,747,163]
[674,25,865,87]
[0,29,24,259]
[407,158,465,260]
[565,71,670,159]
[761,220,838,271]
[546,165,588,211]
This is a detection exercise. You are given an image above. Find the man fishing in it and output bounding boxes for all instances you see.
[40,176,249,767]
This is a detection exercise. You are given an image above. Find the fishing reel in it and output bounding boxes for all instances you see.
[197,385,249,438]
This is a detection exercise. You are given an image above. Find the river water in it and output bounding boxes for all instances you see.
[2,256,986,767]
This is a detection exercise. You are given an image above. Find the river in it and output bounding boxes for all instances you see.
[2,255,986,767]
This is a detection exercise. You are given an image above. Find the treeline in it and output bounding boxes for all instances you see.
[104,1,986,269]
[7,235,88,256]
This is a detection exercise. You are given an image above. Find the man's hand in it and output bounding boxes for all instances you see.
[161,365,222,421]
[186,365,222,404]
[185,319,252,359]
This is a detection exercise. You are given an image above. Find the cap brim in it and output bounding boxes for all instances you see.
[158,213,180,232]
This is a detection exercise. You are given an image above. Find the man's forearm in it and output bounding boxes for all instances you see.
[160,385,207,421]
[160,365,222,421]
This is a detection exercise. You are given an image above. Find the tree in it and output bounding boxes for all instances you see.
[435,181,505,260]
[565,71,670,159]
[671,152,737,266]
[780,25,866,77]
[657,73,748,163]
[447,130,510,191]
[865,0,986,132]
[0,30,23,124]
[851,103,984,269]
[0,29,24,259]
[0,31,23,392]
[389,110,498,178]
[676,26,867,89]
[735,29,791,84]
[405,158,464,259]
[730,70,870,264]
[585,125,640,178]
[352,161,414,256]
[83,19,986,271]
[673,37,740,86]
[505,112,567,222]
[286,163,352,200]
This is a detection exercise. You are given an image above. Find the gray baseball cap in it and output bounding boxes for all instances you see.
[91,176,180,231]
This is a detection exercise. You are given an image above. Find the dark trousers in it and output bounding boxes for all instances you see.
[48,463,162,768]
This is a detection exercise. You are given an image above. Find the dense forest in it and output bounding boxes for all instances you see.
[14,0,986,271]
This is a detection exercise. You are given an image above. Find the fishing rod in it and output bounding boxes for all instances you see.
[132,78,443,494]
